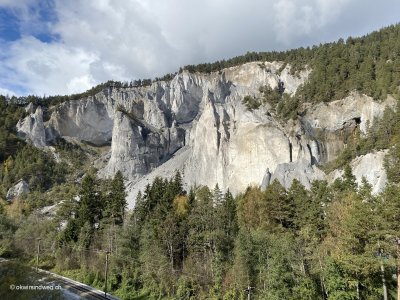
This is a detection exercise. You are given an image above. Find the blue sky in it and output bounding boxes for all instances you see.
[0,1,58,43]
[0,0,400,96]
[0,9,21,41]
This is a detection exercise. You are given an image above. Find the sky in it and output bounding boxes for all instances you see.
[0,0,399,97]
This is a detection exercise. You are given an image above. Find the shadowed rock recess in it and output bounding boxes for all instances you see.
[16,62,394,208]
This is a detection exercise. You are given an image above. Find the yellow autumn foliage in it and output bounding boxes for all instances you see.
[173,195,189,217]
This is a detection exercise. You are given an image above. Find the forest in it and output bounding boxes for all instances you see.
[1,99,400,299]
[1,159,400,299]
[0,24,400,299]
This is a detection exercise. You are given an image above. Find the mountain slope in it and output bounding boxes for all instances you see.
[4,23,400,207]
[2,23,400,300]
[15,61,395,207]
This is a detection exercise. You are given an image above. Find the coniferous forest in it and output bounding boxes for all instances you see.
[3,162,400,299]
[0,24,400,299]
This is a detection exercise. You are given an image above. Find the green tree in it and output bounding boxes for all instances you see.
[106,171,127,225]
[0,204,16,257]
[263,180,294,229]
[78,174,102,227]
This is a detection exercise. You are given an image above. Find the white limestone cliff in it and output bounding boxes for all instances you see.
[269,159,326,190]
[15,61,395,207]
[351,151,388,194]
[327,150,388,194]
[47,97,113,145]
[16,106,47,148]
[6,179,29,201]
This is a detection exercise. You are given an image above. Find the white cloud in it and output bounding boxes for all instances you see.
[0,87,19,97]
[272,0,354,45]
[0,36,98,95]
[53,0,178,79]
[0,0,400,96]
[67,75,96,94]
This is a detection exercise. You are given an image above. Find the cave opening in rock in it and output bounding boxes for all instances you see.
[140,126,149,141]
[353,117,361,125]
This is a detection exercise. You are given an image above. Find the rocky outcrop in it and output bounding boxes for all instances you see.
[351,151,388,194]
[25,102,35,114]
[299,93,396,163]
[184,103,291,193]
[47,97,113,145]
[269,159,326,190]
[16,106,47,147]
[40,202,61,218]
[303,93,396,134]
[99,110,185,180]
[126,146,190,209]
[327,150,388,194]
[15,61,395,208]
[6,180,29,201]
[99,61,311,189]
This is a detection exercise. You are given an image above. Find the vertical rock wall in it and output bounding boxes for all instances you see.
[15,62,395,204]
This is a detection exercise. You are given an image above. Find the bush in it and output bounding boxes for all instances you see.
[242,95,261,110]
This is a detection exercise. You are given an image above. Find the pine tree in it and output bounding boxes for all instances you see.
[212,183,222,205]
[343,164,357,191]
[78,173,101,226]
[107,171,127,225]
[289,179,311,230]
[264,180,294,229]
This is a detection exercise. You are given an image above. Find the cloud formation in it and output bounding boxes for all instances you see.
[0,0,399,96]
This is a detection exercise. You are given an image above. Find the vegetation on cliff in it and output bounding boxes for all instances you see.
[189,24,400,105]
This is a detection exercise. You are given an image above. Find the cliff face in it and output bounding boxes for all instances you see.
[16,106,47,148]
[16,61,395,208]
[47,97,114,146]
[98,110,185,180]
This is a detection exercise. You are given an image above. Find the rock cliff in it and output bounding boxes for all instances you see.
[15,61,395,207]
[327,150,388,194]
[16,106,47,148]
[6,179,29,201]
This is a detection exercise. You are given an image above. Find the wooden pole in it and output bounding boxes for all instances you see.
[397,239,400,300]
[36,238,41,272]
[245,285,254,300]
[104,251,110,299]
[380,259,388,300]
